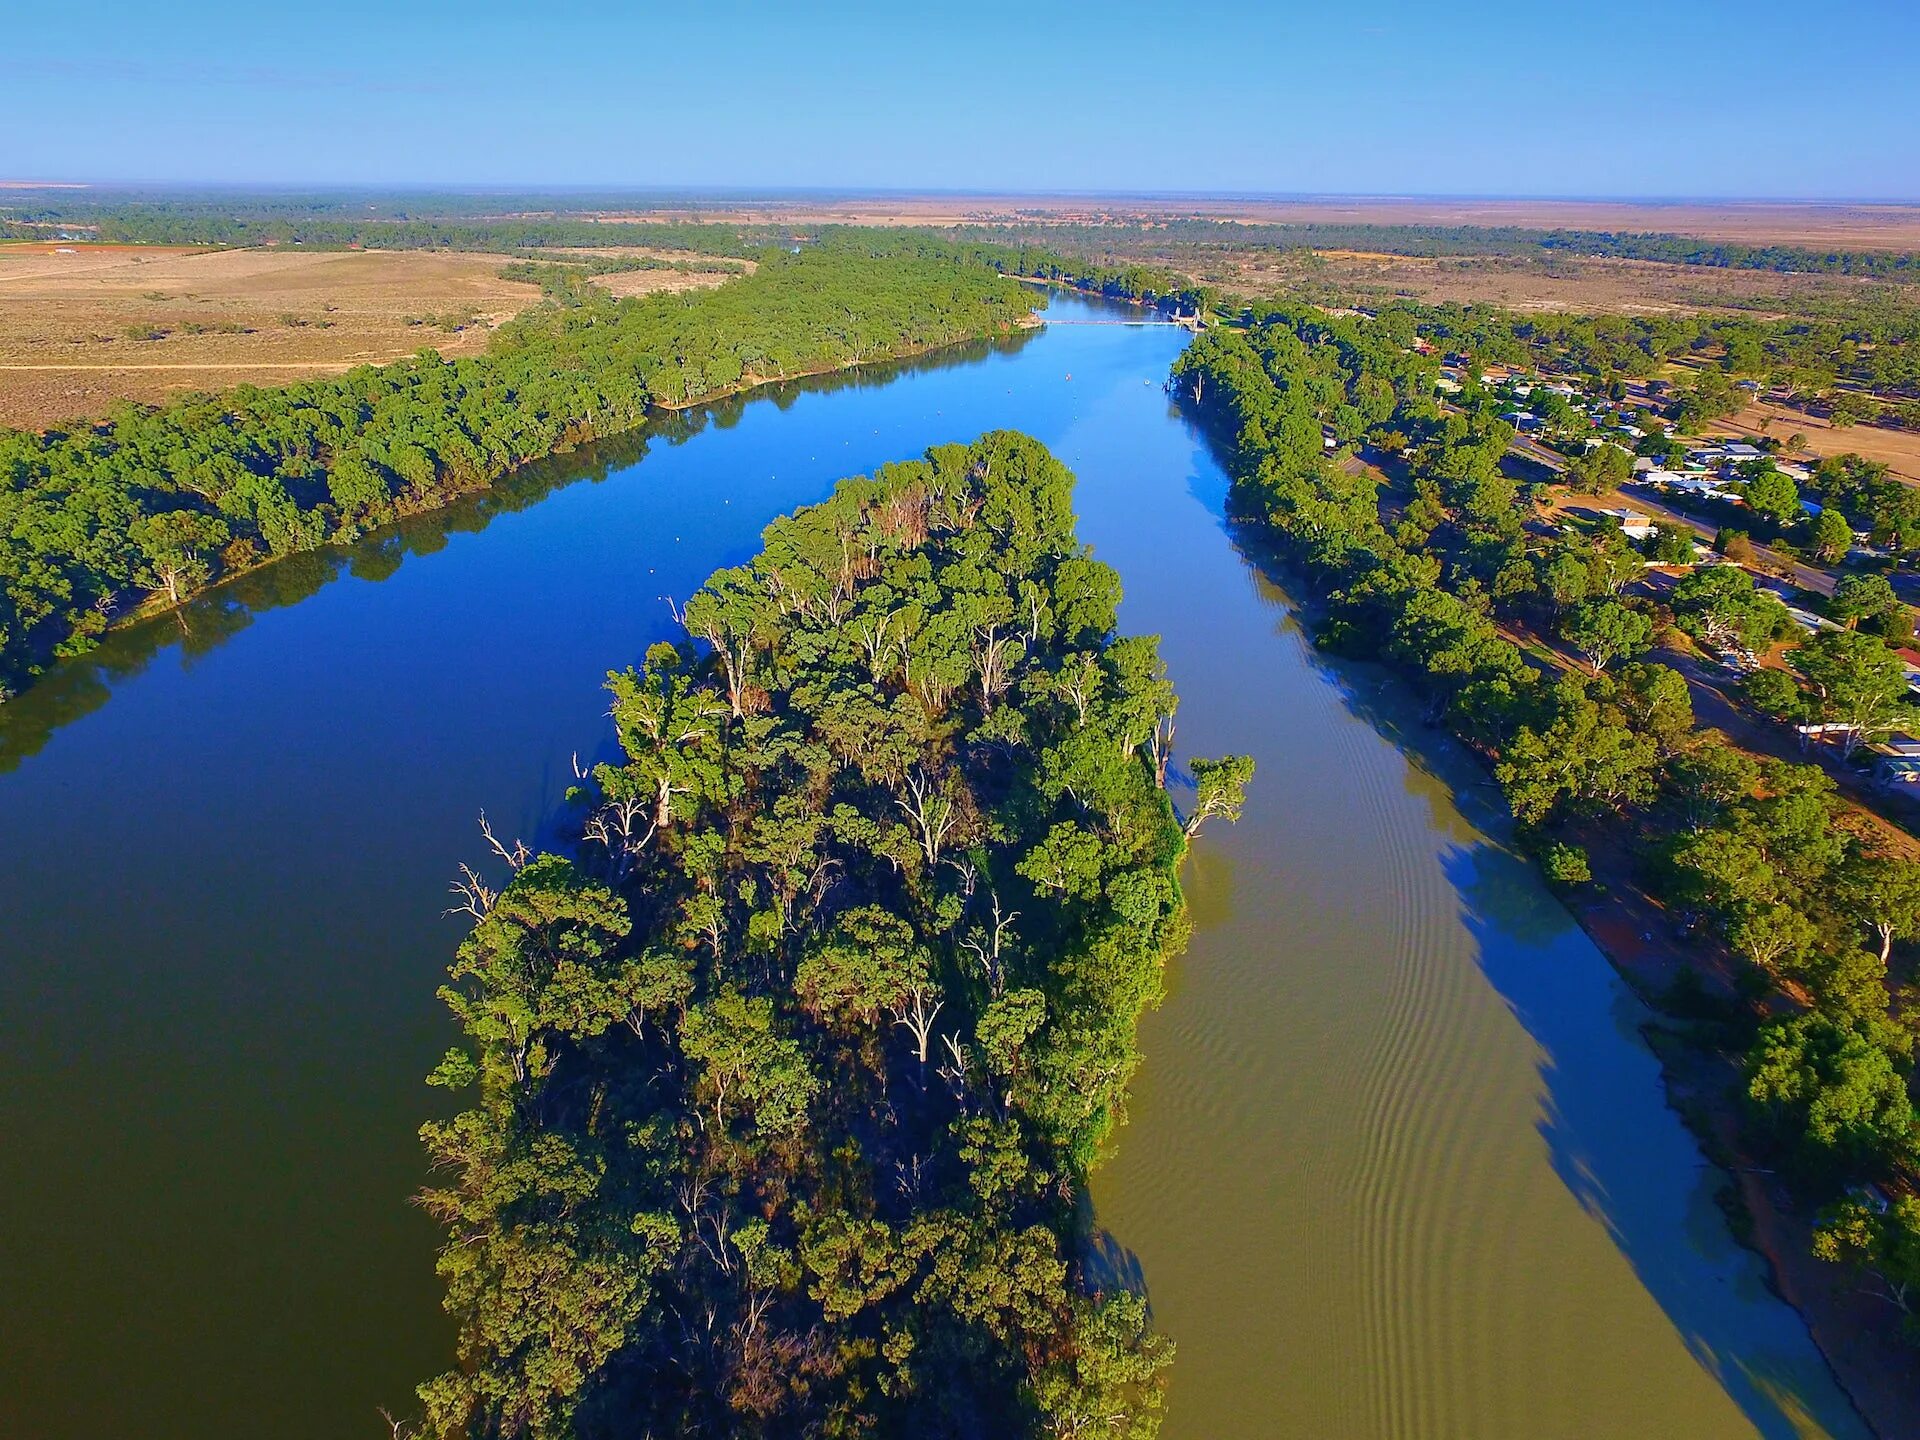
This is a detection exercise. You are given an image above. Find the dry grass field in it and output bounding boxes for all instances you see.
[1220,247,1894,315]
[0,243,734,429]
[1705,400,1920,484]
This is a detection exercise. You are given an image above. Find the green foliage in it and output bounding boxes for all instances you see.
[1565,443,1632,495]
[1741,466,1801,529]
[1814,1195,1920,1328]
[1792,629,1912,758]
[1644,523,1698,564]
[0,244,1035,695]
[1829,572,1913,642]
[1540,842,1592,886]
[1742,666,1808,722]
[1747,1013,1915,1172]
[420,434,1206,1436]
[1669,564,1786,653]
[1560,598,1652,674]
[1183,754,1256,838]
[1809,507,1855,564]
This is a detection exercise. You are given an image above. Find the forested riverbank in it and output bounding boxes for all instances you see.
[416,431,1246,1437]
[0,243,1034,697]
[1172,312,1920,1433]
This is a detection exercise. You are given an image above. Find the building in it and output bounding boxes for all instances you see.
[1875,739,1920,788]
[1785,605,1842,634]
[1598,508,1657,540]
[1897,649,1920,696]
[1653,473,1737,502]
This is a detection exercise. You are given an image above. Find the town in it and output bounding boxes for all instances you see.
[1415,346,1920,804]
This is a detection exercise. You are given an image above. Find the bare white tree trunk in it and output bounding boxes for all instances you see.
[898,769,958,866]
[890,985,943,1066]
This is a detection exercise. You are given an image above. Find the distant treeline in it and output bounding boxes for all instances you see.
[805,227,1212,314]
[0,189,767,253]
[101,212,758,255]
[7,189,1917,280]
[0,241,1033,696]
[946,219,1920,282]
[0,193,1218,305]
[1401,298,1920,410]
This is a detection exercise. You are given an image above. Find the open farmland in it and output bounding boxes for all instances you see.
[1239,246,1908,314]
[0,243,735,429]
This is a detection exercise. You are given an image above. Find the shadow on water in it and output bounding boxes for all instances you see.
[1446,837,1864,1440]
[0,328,1038,774]
[1202,488,1866,1436]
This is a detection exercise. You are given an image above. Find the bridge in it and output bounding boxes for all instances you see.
[1041,318,1194,328]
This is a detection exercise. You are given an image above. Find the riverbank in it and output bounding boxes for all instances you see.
[1214,465,1906,1439]
[0,243,1039,701]
[3,305,1040,704]
[645,315,1039,412]
[1569,833,1920,1440]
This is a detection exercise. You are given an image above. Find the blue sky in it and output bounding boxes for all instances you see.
[6,0,1917,198]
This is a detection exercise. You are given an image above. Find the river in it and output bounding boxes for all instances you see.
[0,292,1868,1439]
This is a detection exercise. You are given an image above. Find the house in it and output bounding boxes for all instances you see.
[1724,442,1763,459]
[1785,605,1841,634]
[1851,1183,1894,1214]
[1799,722,1859,740]
[1877,756,1920,789]
[1657,474,1737,502]
[1897,650,1920,695]
[1599,508,1657,540]
[1501,410,1542,431]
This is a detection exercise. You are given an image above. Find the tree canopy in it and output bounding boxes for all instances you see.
[420,432,1248,1438]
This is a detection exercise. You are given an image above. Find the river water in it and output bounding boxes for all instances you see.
[0,293,1868,1439]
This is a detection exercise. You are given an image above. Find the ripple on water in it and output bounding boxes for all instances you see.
[1077,362,1865,1440]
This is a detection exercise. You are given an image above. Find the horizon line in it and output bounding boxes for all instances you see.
[5,181,1920,208]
